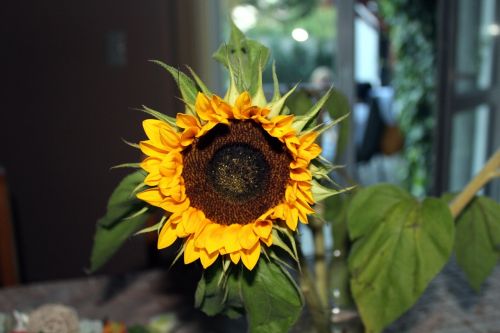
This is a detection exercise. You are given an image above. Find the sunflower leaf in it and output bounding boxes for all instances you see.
[195,264,244,318]
[97,171,147,228]
[452,195,500,291]
[150,60,198,113]
[348,185,454,333]
[241,260,303,333]
[90,213,150,272]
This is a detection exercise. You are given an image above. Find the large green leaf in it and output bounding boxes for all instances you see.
[90,213,149,272]
[98,171,147,228]
[241,260,303,333]
[195,264,244,318]
[347,184,411,240]
[454,196,500,291]
[348,186,454,333]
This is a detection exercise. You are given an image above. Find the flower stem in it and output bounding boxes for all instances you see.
[298,244,329,333]
[449,149,500,218]
[310,216,329,308]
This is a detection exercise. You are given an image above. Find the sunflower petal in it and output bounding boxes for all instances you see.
[184,236,200,264]
[241,242,261,270]
[239,224,259,250]
[200,249,219,268]
[158,220,177,249]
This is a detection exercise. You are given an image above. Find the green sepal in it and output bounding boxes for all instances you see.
[451,195,500,291]
[268,84,299,118]
[121,138,140,149]
[292,87,333,132]
[213,21,270,97]
[97,171,147,228]
[271,61,281,103]
[348,185,454,333]
[110,163,141,170]
[186,65,212,97]
[139,105,177,127]
[271,228,298,263]
[135,215,166,235]
[150,60,198,114]
[311,179,354,202]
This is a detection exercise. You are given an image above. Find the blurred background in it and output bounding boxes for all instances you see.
[0,0,499,330]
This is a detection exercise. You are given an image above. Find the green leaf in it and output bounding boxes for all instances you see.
[347,184,411,240]
[90,213,150,272]
[97,171,147,228]
[241,260,303,333]
[150,60,198,111]
[348,190,454,333]
[213,21,270,97]
[454,196,500,291]
[195,263,244,317]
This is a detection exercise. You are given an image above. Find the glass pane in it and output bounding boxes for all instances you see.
[221,0,337,86]
[449,105,490,192]
[454,0,498,93]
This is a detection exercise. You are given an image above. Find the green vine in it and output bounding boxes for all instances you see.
[379,0,437,196]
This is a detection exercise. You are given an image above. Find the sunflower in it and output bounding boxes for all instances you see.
[136,89,324,270]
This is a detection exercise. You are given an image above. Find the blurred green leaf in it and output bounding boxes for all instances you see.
[348,185,454,333]
[98,171,147,228]
[241,260,303,333]
[454,196,500,291]
[90,212,149,272]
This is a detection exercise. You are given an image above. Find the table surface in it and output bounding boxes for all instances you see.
[1,261,499,333]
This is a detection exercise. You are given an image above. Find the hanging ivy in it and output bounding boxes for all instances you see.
[379,0,437,196]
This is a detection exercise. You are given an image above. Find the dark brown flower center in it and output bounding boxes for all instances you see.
[182,120,291,225]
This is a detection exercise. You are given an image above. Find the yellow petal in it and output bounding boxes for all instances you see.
[241,242,261,270]
[262,234,273,247]
[176,113,200,129]
[253,220,272,239]
[184,236,200,264]
[200,248,219,268]
[230,251,241,264]
[140,140,167,158]
[224,224,242,253]
[206,224,225,254]
[157,220,177,249]
[238,223,259,250]
[137,188,163,206]
[195,223,218,249]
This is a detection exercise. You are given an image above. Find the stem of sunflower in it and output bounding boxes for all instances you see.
[449,149,500,218]
[310,216,329,308]
[298,243,329,333]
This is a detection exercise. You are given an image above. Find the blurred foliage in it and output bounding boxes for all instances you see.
[224,0,336,83]
[379,0,437,197]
